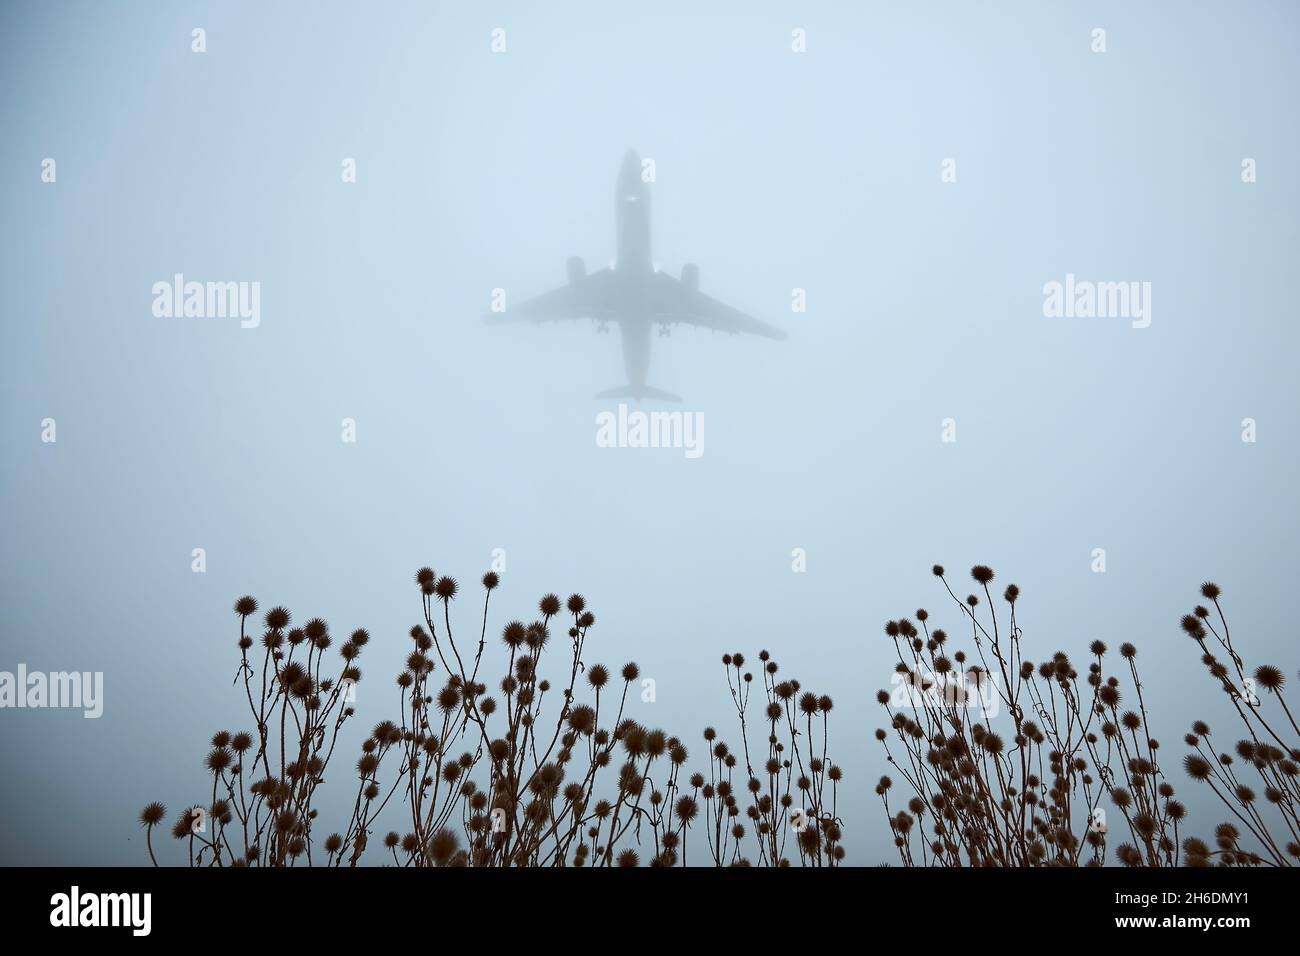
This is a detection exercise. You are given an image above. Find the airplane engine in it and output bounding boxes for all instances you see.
[682,263,699,292]
[567,256,585,286]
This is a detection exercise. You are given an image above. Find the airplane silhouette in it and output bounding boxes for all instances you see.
[487,149,787,402]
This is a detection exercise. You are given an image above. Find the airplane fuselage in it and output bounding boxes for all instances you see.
[616,149,653,275]
[612,149,656,393]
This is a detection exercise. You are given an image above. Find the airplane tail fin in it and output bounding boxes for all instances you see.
[595,384,682,403]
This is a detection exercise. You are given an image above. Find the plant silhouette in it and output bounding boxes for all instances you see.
[142,563,1297,866]
[141,567,843,866]
[873,567,1298,866]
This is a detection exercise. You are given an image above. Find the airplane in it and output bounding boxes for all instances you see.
[486,148,787,402]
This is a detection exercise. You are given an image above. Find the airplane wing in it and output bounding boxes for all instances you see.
[648,270,787,340]
[485,268,618,324]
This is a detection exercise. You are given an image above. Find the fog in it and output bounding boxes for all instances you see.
[1,0,1297,864]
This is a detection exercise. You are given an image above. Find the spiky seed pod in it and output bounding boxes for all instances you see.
[675,795,699,825]
[428,828,460,865]
[205,747,233,773]
[501,621,526,648]
[1254,665,1284,692]
[171,808,201,839]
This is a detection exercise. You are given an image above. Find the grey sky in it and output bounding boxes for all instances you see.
[1,0,1297,864]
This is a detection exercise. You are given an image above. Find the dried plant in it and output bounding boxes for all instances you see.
[874,566,1298,867]
[698,651,845,866]
[140,567,842,866]
[1177,583,1300,866]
